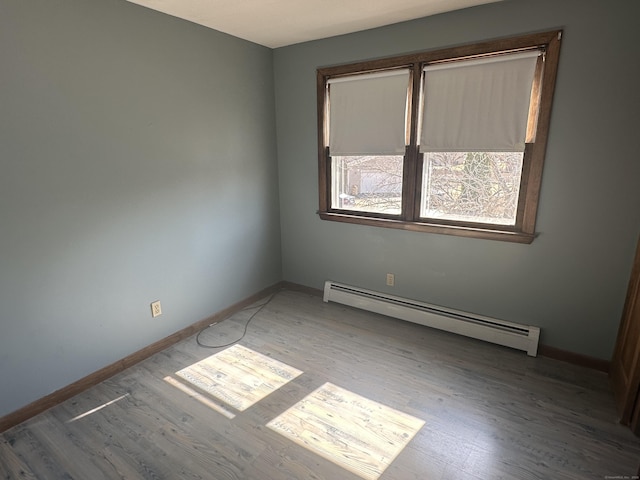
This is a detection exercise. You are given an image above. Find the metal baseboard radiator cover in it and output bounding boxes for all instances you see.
[323,281,540,357]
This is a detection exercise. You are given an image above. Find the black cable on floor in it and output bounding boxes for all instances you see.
[195,293,275,349]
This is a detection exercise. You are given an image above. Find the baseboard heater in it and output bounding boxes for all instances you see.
[323,281,540,357]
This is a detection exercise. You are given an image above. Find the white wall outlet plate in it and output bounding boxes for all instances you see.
[151,300,162,317]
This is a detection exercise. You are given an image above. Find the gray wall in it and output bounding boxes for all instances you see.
[274,0,640,360]
[0,0,281,417]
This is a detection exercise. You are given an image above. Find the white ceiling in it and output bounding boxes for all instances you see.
[126,0,503,48]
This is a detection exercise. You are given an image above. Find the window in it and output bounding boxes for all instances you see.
[317,31,562,243]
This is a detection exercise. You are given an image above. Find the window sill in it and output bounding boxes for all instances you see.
[318,211,535,244]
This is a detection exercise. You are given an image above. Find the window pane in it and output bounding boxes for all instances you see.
[420,152,523,225]
[331,155,403,215]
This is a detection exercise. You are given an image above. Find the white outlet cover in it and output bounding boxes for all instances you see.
[151,301,162,317]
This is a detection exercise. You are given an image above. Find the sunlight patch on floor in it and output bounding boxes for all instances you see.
[175,344,303,412]
[267,382,424,480]
[163,375,236,418]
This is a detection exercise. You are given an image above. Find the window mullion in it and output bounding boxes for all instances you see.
[401,64,422,221]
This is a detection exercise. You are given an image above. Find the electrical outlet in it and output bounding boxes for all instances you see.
[386,273,395,286]
[151,300,162,318]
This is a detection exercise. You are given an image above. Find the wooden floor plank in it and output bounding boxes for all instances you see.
[0,438,37,480]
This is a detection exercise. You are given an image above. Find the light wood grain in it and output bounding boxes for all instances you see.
[2,289,639,479]
[268,382,424,480]
[0,439,37,479]
[176,344,303,412]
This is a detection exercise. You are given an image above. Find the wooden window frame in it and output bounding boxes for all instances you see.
[317,30,562,244]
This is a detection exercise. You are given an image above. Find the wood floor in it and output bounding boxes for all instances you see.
[2,288,640,479]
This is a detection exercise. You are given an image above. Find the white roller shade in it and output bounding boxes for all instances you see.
[329,69,410,156]
[420,50,540,153]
